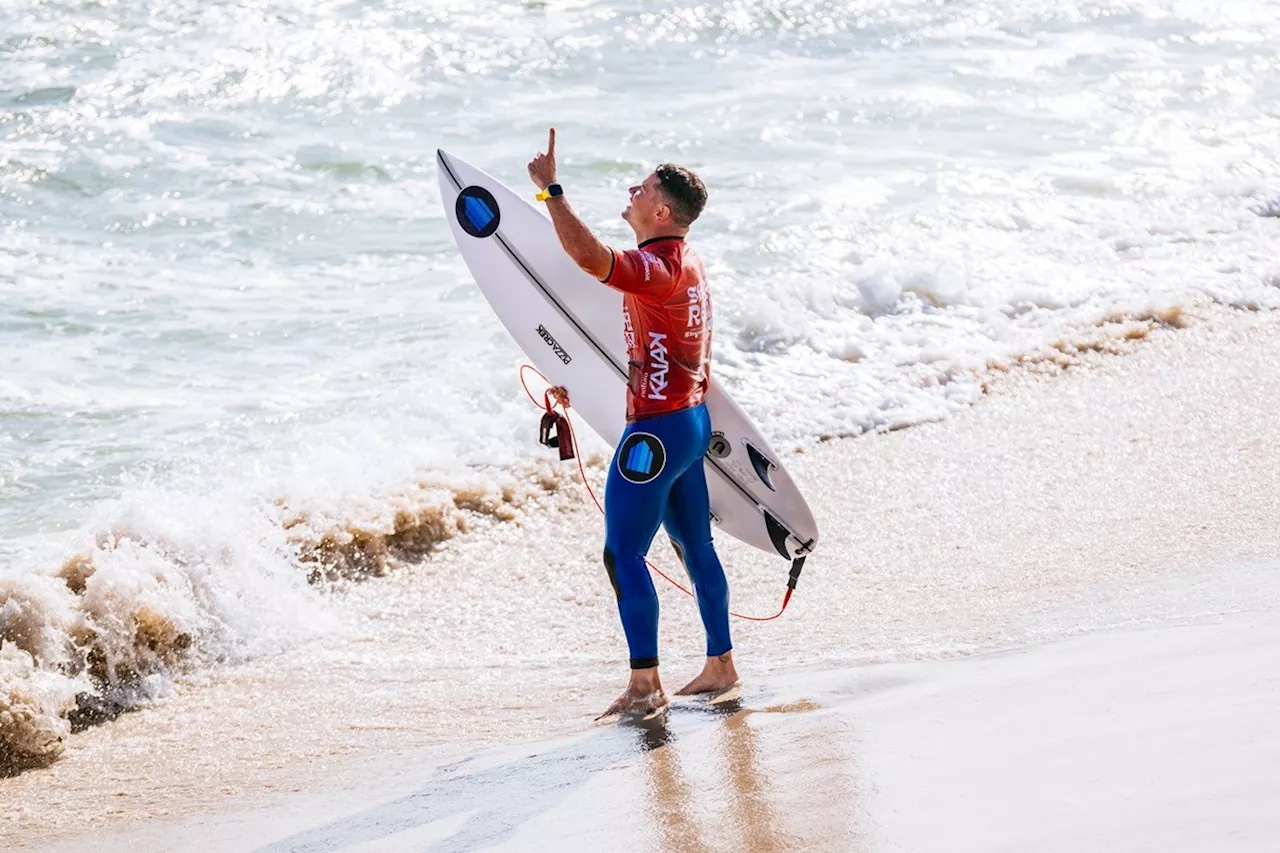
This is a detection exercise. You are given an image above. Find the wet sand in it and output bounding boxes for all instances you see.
[6,305,1280,850]
[28,612,1280,852]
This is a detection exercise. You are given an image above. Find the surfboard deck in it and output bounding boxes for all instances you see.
[436,150,818,564]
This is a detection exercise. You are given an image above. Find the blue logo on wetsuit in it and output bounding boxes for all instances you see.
[618,432,665,484]
[626,441,654,474]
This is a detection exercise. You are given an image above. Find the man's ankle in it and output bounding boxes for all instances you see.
[707,651,734,670]
[628,667,662,693]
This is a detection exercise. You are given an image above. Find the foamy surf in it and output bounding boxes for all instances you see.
[1,490,321,772]
[0,460,584,773]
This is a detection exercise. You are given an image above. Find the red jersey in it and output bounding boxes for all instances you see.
[602,236,712,422]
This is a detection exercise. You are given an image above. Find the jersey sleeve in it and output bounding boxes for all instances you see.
[601,247,677,298]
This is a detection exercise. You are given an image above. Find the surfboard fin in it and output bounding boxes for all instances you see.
[763,510,793,559]
[745,442,777,491]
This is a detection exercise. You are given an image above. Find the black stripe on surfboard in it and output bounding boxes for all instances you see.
[437,150,814,559]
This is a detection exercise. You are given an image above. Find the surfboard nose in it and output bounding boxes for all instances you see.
[436,149,460,194]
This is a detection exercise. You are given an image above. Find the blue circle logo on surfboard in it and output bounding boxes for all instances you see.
[618,432,666,484]
[456,186,500,238]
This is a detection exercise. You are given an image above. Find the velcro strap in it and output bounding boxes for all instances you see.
[539,412,559,448]
[538,412,575,460]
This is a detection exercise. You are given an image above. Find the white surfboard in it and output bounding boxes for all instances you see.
[437,150,818,565]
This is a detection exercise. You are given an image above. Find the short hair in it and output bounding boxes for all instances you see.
[655,164,707,227]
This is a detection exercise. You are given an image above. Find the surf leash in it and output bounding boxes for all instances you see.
[519,365,796,621]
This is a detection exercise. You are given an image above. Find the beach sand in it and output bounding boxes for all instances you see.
[35,615,1280,853]
[6,305,1280,851]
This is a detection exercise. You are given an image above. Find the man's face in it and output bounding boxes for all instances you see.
[622,172,670,227]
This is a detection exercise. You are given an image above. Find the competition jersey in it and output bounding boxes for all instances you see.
[602,236,711,422]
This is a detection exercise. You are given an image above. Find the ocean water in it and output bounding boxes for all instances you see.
[2,0,1279,772]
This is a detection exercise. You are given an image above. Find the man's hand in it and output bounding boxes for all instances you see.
[547,385,571,409]
[527,127,557,191]
[527,127,612,280]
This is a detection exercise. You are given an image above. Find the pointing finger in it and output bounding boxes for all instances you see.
[548,127,556,158]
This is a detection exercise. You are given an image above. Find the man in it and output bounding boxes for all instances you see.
[527,128,736,718]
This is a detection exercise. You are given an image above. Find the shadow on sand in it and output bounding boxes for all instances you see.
[254,706,731,853]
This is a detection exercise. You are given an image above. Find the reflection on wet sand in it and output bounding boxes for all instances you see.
[642,713,721,853]
[638,697,867,853]
[719,708,785,852]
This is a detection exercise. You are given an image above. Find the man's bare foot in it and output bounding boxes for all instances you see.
[597,667,668,720]
[597,687,669,720]
[677,651,740,695]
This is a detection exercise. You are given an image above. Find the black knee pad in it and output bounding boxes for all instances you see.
[602,547,623,600]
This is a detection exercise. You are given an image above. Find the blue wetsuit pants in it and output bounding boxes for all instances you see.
[603,403,731,669]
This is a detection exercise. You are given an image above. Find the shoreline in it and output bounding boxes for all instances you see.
[5,304,1280,850]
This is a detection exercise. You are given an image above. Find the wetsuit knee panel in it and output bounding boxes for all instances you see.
[602,546,623,601]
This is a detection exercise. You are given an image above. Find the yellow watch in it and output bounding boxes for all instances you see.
[535,183,563,202]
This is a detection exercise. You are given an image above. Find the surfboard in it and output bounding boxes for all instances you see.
[436,150,818,565]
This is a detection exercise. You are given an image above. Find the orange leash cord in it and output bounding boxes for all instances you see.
[519,365,794,622]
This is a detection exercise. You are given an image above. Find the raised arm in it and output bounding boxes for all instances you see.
[527,127,614,282]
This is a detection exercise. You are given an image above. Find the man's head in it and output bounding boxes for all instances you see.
[622,164,707,237]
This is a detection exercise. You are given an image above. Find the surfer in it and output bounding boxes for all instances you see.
[528,128,736,718]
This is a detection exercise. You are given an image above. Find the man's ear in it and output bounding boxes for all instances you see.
[655,202,672,223]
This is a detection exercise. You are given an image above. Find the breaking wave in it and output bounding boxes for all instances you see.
[0,461,584,774]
